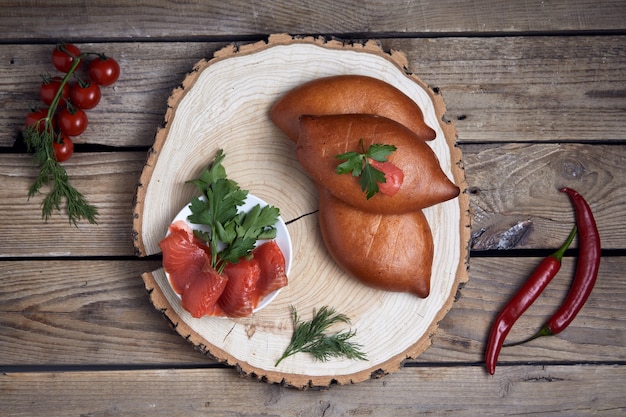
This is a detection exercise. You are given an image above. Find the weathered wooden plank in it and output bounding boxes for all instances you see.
[2,36,624,149]
[1,143,624,257]
[428,256,626,365]
[1,0,624,41]
[0,257,623,366]
[0,259,206,365]
[0,153,144,257]
[384,37,626,143]
[1,42,217,149]
[1,365,624,416]
[463,143,626,250]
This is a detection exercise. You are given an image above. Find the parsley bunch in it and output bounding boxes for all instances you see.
[335,139,397,199]
[187,149,279,274]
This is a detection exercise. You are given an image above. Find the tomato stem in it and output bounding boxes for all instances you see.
[45,53,85,123]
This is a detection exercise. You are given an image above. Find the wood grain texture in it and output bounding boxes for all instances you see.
[1,143,624,257]
[463,143,626,250]
[1,257,623,367]
[1,365,625,416]
[0,153,145,257]
[0,259,187,366]
[1,42,219,148]
[1,0,624,41]
[2,36,624,149]
[0,0,624,412]
[428,256,626,364]
[132,35,469,387]
[384,36,626,143]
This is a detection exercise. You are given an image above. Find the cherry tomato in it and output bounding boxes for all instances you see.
[40,76,70,107]
[88,55,120,86]
[52,43,82,73]
[57,107,88,137]
[25,108,51,134]
[70,81,101,110]
[369,159,404,197]
[53,134,74,163]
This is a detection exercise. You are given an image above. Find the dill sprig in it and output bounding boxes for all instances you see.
[275,305,367,366]
[25,125,98,226]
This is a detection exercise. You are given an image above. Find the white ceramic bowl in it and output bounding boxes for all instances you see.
[165,193,292,314]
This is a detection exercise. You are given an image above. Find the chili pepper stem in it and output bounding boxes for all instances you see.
[502,326,554,347]
[551,224,577,261]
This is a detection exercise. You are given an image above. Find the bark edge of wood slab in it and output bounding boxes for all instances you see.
[132,33,470,388]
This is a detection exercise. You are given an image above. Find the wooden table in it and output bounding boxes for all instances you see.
[1,1,625,415]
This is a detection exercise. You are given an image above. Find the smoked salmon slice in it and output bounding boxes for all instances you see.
[253,241,288,299]
[181,263,228,318]
[160,221,288,318]
[160,220,211,294]
[219,257,262,318]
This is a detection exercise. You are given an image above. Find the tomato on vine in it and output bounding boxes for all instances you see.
[89,55,120,86]
[70,81,101,110]
[40,76,70,107]
[25,108,51,134]
[52,43,82,73]
[58,107,88,137]
[23,42,123,225]
[53,134,74,163]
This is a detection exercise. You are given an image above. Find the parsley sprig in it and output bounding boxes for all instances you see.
[335,139,397,199]
[275,305,367,366]
[187,149,279,274]
[24,54,98,225]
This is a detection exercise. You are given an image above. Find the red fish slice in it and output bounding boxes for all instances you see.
[219,257,262,318]
[253,241,288,299]
[160,220,211,294]
[181,263,229,318]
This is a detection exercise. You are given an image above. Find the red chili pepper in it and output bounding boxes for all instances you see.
[497,188,602,352]
[484,225,577,375]
[525,188,601,342]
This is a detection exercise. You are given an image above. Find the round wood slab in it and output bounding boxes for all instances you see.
[133,34,470,388]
